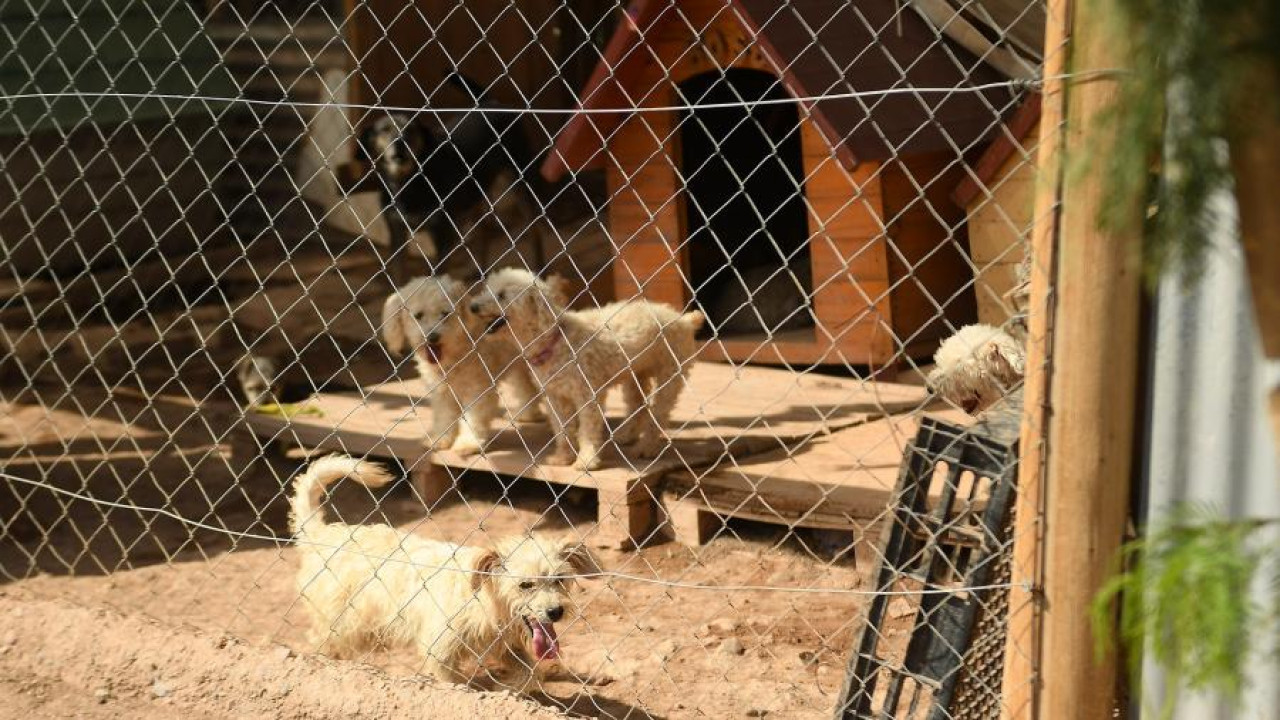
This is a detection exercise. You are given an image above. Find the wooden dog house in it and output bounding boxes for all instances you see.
[953,95,1041,327]
[541,0,1018,365]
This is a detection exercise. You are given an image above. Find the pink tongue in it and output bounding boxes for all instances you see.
[531,621,560,660]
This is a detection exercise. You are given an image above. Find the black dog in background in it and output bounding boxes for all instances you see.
[356,72,538,277]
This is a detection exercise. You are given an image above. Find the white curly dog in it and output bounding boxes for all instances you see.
[469,268,704,470]
[291,455,598,687]
[925,323,1025,415]
[381,274,543,454]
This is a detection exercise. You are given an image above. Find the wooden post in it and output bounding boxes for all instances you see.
[661,493,717,546]
[1039,0,1144,717]
[1000,0,1070,717]
[593,485,657,550]
[410,461,453,508]
[1227,64,1280,445]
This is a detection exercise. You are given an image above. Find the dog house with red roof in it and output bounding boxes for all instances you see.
[952,94,1041,327]
[541,0,1025,366]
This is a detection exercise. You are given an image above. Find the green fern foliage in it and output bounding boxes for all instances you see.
[1092,506,1278,715]
[1099,0,1280,284]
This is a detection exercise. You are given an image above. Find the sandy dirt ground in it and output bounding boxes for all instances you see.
[0,594,561,720]
[0,370,905,719]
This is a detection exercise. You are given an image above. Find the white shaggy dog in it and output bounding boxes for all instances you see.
[469,268,704,470]
[925,323,1025,415]
[291,455,598,686]
[381,275,542,454]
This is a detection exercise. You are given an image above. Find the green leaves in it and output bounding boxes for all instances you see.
[1092,505,1278,717]
[1098,0,1280,286]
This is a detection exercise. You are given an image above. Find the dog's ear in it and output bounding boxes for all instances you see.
[544,274,574,307]
[437,274,466,306]
[984,341,1024,391]
[557,540,601,578]
[381,292,409,355]
[471,549,502,593]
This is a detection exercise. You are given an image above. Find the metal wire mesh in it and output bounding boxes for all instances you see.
[0,0,1048,716]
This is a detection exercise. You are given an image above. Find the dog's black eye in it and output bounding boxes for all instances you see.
[413,311,425,320]
[519,581,535,590]
[497,291,506,301]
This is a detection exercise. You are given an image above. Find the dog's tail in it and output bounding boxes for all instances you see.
[289,455,393,537]
[678,310,706,332]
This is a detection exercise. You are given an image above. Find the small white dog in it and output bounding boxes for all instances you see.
[381,275,542,454]
[290,455,598,686]
[925,323,1025,415]
[469,268,704,470]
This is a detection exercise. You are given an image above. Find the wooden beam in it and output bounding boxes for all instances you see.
[1038,0,1144,717]
[1000,2,1070,717]
[1227,60,1280,448]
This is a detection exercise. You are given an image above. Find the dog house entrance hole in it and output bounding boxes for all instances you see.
[678,68,813,341]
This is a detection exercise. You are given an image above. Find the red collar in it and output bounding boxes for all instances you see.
[527,325,564,367]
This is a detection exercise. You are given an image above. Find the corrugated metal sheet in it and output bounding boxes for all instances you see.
[1141,190,1280,719]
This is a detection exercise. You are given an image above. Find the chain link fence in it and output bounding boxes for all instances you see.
[0,1,1050,716]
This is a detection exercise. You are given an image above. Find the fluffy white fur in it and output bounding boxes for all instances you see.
[470,268,704,470]
[381,275,542,454]
[1003,252,1032,340]
[290,455,598,687]
[926,323,1026,415]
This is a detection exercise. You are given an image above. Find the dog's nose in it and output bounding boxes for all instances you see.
[426,331,441,344]
[545,606,564,622]
[469,301,482,313]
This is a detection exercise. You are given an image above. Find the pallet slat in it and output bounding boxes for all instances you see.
[245,363,933,546]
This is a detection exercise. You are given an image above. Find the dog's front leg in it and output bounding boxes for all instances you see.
[573,392,608,471]
[426,390,462,452]
[452,383,500,456]
[614,373,647,445]
[543,386,577,466]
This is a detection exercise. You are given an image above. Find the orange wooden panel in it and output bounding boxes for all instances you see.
[661,0,778,84]
[698,321,895,366]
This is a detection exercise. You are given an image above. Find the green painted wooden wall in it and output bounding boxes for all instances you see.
[0,0,234,135]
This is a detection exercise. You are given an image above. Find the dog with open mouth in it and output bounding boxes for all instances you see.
[290,455,599,688]
[381,274,543,454]
[469,267,705,470]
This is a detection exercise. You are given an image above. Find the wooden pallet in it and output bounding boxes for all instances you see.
[660,407,971,564]
[245,362,931,548]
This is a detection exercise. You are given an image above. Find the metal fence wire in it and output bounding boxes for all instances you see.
[0,1,1051,717]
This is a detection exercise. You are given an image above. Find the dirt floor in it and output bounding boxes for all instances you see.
[0,358,906,718]
[0,594,561,720]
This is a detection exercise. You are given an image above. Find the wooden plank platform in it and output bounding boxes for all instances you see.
[660,406,971,558]
[245,362,931,547]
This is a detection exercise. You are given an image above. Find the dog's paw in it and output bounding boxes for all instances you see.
[450,434,485,456]
[572,451,602,471]
[545,450,575,467]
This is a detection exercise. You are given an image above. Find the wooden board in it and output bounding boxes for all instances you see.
[245,362,932,495]
[665,406,972,529]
